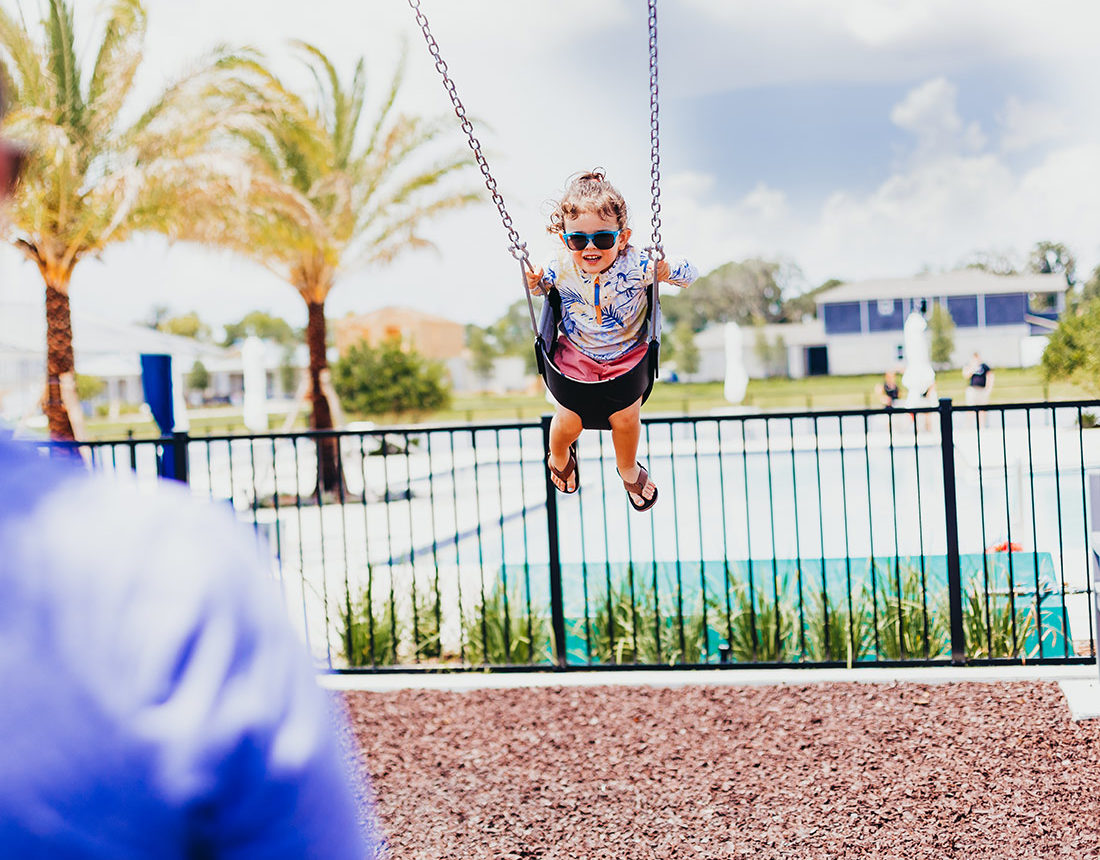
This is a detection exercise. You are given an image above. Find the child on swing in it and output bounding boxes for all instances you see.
[525,170,697,511]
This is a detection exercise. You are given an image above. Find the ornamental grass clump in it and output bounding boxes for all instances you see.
[462,579,551,665]
[872,562,950,660]
[801,584,873,664]
[961,586,1039,659]
[579,568,713,665]
[723,577,799,663]
[341,583,401,667]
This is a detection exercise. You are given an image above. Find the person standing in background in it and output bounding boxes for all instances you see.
[963,352,994,426]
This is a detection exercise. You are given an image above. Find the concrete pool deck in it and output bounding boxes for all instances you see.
[321,662,1100,719]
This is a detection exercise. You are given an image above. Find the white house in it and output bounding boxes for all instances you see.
[814,270,1063,375]
[0,300,308,423]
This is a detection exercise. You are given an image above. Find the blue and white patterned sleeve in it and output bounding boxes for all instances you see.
[666,258,699,288]
[641,255,698,289]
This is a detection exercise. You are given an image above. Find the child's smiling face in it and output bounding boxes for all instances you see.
[562,211,630,275]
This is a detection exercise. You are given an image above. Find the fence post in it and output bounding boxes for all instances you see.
[541,414,568,668]
[938,398,966,664]
[172,430,190,485]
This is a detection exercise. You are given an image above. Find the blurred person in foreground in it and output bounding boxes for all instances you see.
[0,85,379,858]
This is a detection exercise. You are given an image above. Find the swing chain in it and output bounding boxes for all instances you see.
[645,0,665,263]
[407,0,530,265]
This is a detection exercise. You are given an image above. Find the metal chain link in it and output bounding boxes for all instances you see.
[645,0,665,263]
[407,0,529,264]
[408,0,665,337]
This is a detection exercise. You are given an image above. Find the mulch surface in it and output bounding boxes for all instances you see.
[345,681,1100,859]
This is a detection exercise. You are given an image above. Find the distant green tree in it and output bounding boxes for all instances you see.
[488,299,539,373]
[465,324,496,388]
[278,346,299,395]
[782,278,843,321]
[331,337,450,416]
[928,302,956,367]
[752,326,788,378]
[663,258,803,331]
[1028,240,1076,312]
[670,320,700,376]
[1076,264,1100,307]
[74,374,105,402]
[1028,240,1076,285]
[1041,297,1100,395]
[143,305,172,330]
[159,312,210,341]
[959,250,1019,276]
[186,359,210,394]
[489,299,535,353]
[221,311,298,346]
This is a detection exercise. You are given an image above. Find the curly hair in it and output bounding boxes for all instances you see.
[547,169,629,235]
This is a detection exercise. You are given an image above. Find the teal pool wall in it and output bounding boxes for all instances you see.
[500,552,1071,665]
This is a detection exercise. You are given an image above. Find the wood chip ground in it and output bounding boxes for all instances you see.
[344,681,1100,859]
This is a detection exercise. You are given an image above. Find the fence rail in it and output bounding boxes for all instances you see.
[30,398,1100,672]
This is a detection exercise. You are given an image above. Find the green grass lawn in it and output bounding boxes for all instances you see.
[80,366,1096,440]
[431,366,1093,424]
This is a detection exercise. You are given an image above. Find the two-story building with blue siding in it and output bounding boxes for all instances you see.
[814,270,1065,376]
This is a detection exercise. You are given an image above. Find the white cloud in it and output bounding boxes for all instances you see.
[660,79,1100,288]
[10,0,1098,330]
[889,78,985,159]
[998,96,1072,153]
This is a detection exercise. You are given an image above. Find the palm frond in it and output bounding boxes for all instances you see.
[85,0,145,140]
[0,5,46,104]
[45,0,83,132]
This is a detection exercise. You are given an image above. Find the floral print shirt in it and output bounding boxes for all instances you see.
[532,246,698,362]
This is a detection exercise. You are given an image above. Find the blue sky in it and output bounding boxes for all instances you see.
[666,64,1053,206]
[1,0,1097,331]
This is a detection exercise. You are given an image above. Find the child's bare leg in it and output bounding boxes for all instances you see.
[608,398,656,506]
[548,406,583,492]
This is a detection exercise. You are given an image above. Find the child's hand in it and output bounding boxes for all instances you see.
[525,267,545,293]
[655,260,671,282]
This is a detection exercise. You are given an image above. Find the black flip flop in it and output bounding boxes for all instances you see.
[547,442,579,494]
[620,461,657,512]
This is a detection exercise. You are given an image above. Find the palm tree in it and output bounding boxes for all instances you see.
[0,0,273,439]
[219,43,479,493]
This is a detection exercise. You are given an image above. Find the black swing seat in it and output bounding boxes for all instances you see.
[535,284,660,431]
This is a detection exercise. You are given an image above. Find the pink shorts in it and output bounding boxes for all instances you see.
[553,338,649,382]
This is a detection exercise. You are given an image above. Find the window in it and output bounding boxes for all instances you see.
[868,298,904,332]
[983,293,1028,326]
[822,302,863,334]
[946,294,979,328]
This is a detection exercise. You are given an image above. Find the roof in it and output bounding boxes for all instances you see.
[337,306,463,328]
[815,270,1066,304]
[0,300,233,369]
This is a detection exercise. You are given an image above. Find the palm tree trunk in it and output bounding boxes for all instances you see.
[44,277,76,441]
[306,299,341,495]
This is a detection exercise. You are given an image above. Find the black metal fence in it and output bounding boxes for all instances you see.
[38,398,1100,671]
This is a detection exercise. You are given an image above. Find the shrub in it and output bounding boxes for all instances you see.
[332,336,451,417]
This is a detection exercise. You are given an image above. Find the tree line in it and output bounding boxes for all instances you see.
[467,239,1094,379]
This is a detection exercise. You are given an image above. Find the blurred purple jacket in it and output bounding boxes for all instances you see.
[0,440,377,858]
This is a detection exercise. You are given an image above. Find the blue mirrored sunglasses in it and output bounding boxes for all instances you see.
[562,230,621,251]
